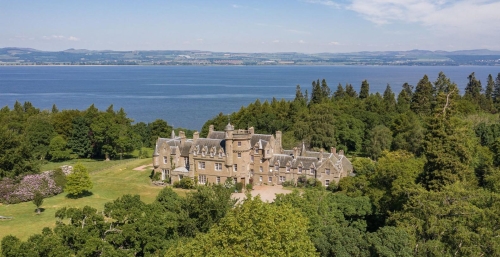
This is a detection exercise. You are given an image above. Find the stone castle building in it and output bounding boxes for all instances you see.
[153,123,353,187]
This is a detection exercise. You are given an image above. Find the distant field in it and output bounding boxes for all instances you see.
[0,157,188,241]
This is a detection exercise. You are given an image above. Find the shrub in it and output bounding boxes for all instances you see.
[51,168,67,189]
[0,173,63,204]
[282,179,295,187]
[152,172,161,181]
[235,182,243,193]
[33,191,44,214]
[178,177,194,189]
[173,181,181,188]
[65,163,93,197]
[245,183,253,191]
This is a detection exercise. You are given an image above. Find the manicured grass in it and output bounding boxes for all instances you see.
[0,158,188,241]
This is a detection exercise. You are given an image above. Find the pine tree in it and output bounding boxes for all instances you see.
[333,83,346,99]
[359,80,369,99]
[411,75,433,116]
[464,72,483,106]
[345,83,358,98]
[383,84,396,112]
[493,73,500,103]
[68,116,92,158]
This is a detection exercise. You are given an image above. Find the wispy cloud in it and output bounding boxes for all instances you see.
[42,35,80,41]
[303,0,342,8]
[328,41,340,45]
[272,40,280,43]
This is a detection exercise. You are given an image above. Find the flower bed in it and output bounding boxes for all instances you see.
[0,173,63,204]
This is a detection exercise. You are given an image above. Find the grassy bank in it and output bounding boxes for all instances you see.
[0,158,186,241]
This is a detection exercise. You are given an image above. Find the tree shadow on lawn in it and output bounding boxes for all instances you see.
[65,191,94,199]
[33,208,45,213]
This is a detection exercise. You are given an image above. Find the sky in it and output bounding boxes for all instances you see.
[1,0,500,53]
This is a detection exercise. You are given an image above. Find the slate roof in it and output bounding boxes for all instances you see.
[251,134,272,148]
[207,131,225,140]
[153,137,193,157]
[191,138,226,154]
[270,154,293,167]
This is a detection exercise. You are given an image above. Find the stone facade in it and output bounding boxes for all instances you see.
[153,123,353,187]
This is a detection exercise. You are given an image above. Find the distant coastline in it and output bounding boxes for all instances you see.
[1,47,500,66]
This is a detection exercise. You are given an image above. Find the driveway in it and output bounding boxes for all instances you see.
[232,185,292,203]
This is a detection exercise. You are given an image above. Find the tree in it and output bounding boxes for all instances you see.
[359,80,370,99]
[68,116,92,158]
[411,75,434,116]
[49,135,71,161]
[65,163,93,197]
[464,72,483,103]
[396,83,413,113]
[365,125,392,160]
[23,113,56,160]
[168,196,318,256]
[345,83,358,98]
[493,73,500,104]
[383,84,396,112]
[333,83,346,99]
[33,191,44,214]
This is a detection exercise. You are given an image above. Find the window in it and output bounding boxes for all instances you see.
[238,141,241,147]
[279,176,285,182]
[233,164,238,172]
[238,152,241,158]
[325,180,330,186]
[326,169,330,175]
[259,166,263,172]
[268,176,272,183]
[234,177,237,184]
[163,156,168,164]
[215,163,222,171]
[274,165,279,172]
[250,169,254,175]
[198,162,205,169]
[184,157,189,166]
[266,149,269,154]
[251,155,254,162]
[259,176,263,182]
[298,167,302,173]
[310,169,315,175]
[255,148,259,154]
[260,159,263,163]
[198,175,207,184]
[216,177,221,184]
[286,166,290,172]
[218,152,222,158]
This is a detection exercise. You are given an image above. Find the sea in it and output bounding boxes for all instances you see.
[0,65,499,130]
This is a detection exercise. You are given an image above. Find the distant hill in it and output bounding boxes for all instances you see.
[1,47,499,66]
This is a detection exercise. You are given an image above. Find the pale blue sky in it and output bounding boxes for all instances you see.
[2,0,499,53]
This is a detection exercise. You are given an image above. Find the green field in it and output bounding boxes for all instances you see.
[0,158,187,241]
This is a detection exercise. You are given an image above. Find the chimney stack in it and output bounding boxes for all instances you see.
[249,127,254,135]
[193,131,199,140]
[331,147,336,154]
[179,131,186,146]
[339,149,344,156]
[209,125,214,133]
[293,147,299,159]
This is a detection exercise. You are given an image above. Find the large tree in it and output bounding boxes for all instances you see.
[65,163,93,197]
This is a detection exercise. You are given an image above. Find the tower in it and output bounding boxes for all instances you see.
[225,122,234,167]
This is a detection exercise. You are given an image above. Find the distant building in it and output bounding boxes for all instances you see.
[153,123,353,187]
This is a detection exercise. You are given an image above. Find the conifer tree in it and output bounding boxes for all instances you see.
[411,75,433,116]
[464,72,483,106]
[493,73,500,104]
[382,84,396,112]
[345,83,358,98]
[359,80,370,99]
[333,83,346,99]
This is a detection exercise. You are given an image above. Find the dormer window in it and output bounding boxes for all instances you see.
[163,156,168,164]
[286,166,290,172]
[255,148,259,154]
[238,142,241,147]
[298,167,302,173]
[274,165,279,172]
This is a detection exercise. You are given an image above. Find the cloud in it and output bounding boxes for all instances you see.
[303,0,342,8]
[272,40,280,43]
[298,40,305,44]
[42,35,80,41]
[328,41,340,45]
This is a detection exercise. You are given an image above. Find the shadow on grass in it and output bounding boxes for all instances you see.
[34,208,46,213]
[65,191,94,199]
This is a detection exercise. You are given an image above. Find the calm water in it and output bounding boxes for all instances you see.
[0,66,498,130]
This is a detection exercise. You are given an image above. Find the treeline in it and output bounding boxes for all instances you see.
[0,102,193,179]
[202,72,500,159]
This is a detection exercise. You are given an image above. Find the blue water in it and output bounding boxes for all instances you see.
[0,66,498,130]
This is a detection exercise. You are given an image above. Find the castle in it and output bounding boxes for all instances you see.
[153,123,353,187]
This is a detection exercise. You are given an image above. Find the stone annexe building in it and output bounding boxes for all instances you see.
[153,123,353,187]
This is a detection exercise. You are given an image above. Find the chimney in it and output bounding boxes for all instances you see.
[209,125,214,133]
[293,147,299,159]
[248,126,254,135]
[339,149,344,156]
[275,131,282,153]
[193,131,199,140]
[330,147,336,154]
[179,131,186,147]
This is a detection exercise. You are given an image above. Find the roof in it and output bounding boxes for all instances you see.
[207,131,225,140]
[191,138,225,154]
[270,154,293,167]
[251,134,272,149]
[291,156,319,169]
[153,137,193,157]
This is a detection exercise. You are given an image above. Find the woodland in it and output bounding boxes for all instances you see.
[2,71,500,256]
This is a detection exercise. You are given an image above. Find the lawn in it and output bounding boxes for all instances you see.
[0,158,188,241]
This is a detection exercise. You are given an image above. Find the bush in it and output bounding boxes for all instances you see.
[245,183,253,191]
[235,182,243,193]
[297,175,307,188]
[0,173,63,204]
[65,163,93,197]
[51,168,67,189]
[152,172,161,181]
[282,179,295,187]
[174,177,195,189]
